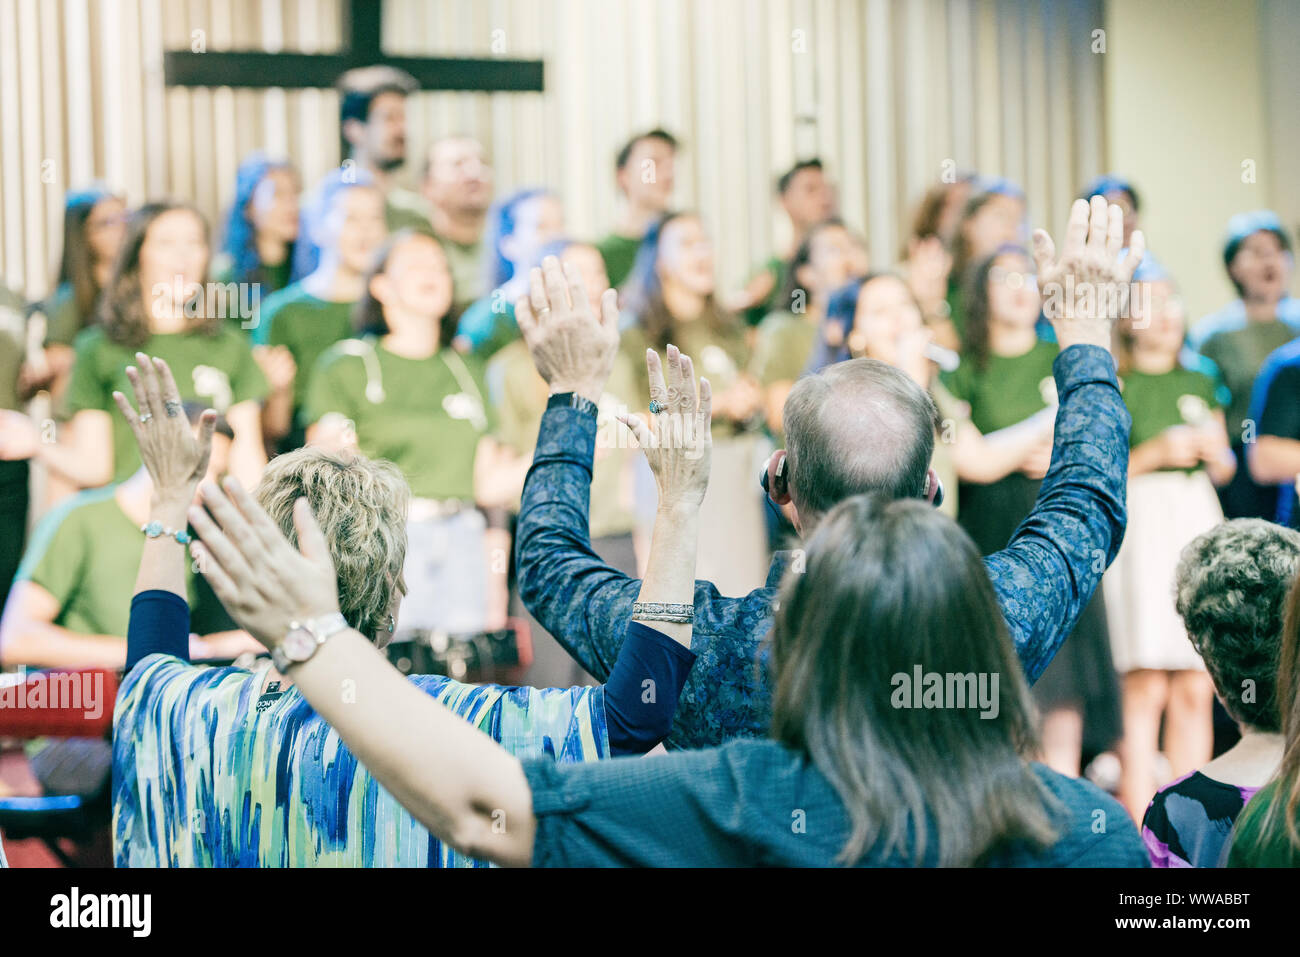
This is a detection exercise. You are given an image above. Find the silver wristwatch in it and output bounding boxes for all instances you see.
[271,612,350,672]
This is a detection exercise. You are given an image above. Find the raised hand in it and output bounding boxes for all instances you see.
[112,354,216,504]
[515,255,620,403]
[617,344,713,511]
[1032,195,1146,352]
[187,478,341,651]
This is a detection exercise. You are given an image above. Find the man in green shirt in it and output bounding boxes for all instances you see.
[595,129,679,289]
[415,136,494,310]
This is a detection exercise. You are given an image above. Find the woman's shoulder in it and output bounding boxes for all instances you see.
[1025,763,1149,866]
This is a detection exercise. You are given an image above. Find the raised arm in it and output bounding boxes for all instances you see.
[112,354,215,671]
[513,257,642,680]
[985,196,1144,683]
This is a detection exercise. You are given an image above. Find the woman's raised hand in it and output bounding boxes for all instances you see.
[112,354,215,504]
[618,344,712,511]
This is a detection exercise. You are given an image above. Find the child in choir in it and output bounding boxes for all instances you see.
[457,188,566,359]
[946,179,1026,338]
[943,244,1119,777]
[255,168,388,451]
[305,230,523,635]
[1105,265,1235,819]
[751,218,867,443]
[36,202,267,491]
[622,212,768,595]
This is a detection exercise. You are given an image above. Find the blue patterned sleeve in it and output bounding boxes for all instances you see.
[514,405,642,681]
[983,344,1131,684]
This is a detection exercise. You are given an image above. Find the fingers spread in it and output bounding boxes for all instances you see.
[1086,195,1109,253]
[541,256,569,312]
[616,412,653,449]
[154,356,184,408]
[293,497,332,563]
[135,352,165,421]
[187,501,257,586]
[124,365,152,425]
[564,260,590,315]
[190,542,239,605]
[1063,198,1090,259]
[599,288,620,333]
[224,476,288,556]
[112,390,141,432]
[646,348,668,411]
[1105,204,1124,261]
[1121,229,1146,280]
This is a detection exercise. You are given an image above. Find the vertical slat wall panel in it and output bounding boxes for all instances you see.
[1,0,1108,298]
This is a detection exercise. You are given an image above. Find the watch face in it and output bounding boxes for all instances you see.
[282,629,316,662]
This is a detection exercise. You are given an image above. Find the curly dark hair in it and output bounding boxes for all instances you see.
[1175,519,1300,732]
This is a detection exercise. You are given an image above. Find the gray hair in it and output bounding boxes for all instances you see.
[783,358,939,526]
[1175,519,1300,732]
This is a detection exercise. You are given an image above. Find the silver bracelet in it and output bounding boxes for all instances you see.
[632,601,694,623]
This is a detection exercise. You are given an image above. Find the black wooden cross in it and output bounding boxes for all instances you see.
[164,0,543,93]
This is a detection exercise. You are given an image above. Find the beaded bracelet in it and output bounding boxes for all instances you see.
[631,601,694,623]
[141,521,192,545]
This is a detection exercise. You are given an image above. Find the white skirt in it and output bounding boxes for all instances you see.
[1103,470,1223,673]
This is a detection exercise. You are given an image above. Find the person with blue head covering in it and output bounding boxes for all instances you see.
[254,165,388,452]
[213,154,300,304]
[1189,210,1299,520]
[946,178,1028,337]
[455,188,565,359]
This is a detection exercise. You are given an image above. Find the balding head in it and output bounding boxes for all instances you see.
[783,359,939,529]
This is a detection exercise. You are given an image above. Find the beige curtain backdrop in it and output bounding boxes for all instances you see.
[2,0,1111,302]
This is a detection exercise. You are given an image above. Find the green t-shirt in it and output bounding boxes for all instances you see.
[0,287,25,412]
[743,256,787,328]
[39,283,87,348]
[1226,781,1300,867]
[942,339,1058,434]
[595,233,643,289]
[1199,320,1297,441]
[752,311,817,387]
[14,486,227,637]
[432,232,487,311]
[256,283,356,420]
[491,338,638,538]
[1120,366,1224,455]
[305,341,496,501]
[66,325,269,482]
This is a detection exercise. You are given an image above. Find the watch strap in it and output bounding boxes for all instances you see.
[547,391,599,419]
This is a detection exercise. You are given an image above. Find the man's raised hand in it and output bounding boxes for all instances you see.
[1032,195,1146,353]
[515,255,620,403]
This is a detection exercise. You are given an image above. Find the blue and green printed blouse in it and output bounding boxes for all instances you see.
[113,655,606,867]
[516,344,1131,751]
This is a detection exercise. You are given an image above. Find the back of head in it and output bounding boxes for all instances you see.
[770,493,1054,865]
[782,358,938,527]
[254,447,410,641]
[1175,519,1300,732]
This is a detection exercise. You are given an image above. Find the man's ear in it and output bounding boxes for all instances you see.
[924,467,943,507]
[768,450,792,505]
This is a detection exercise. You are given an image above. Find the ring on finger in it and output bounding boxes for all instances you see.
[164,400,182,418]
[139,412,153,424]
[649,399,666,415]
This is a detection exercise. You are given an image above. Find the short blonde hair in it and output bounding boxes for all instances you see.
[255,447,410,640]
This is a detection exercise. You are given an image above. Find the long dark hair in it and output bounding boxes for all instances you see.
[101,201,216,348]
[960,245,1031,372]
[56,185,120,327]
[769,494,1059,865]
[623,211,733,352]
[354,230,458,348]
[950,180,1024,281]
[221,153,298,285]
[775,217,848,315]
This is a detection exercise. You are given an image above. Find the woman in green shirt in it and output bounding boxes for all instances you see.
[943,245,1119,779]
[29,187,127,401]
[51,202,269,490]
[622,212,769,596]
[255,168,388,450]
[306,230,521,635]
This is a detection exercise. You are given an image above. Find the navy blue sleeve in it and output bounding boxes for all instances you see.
[603,621,697,756]
[125,590,191,674]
